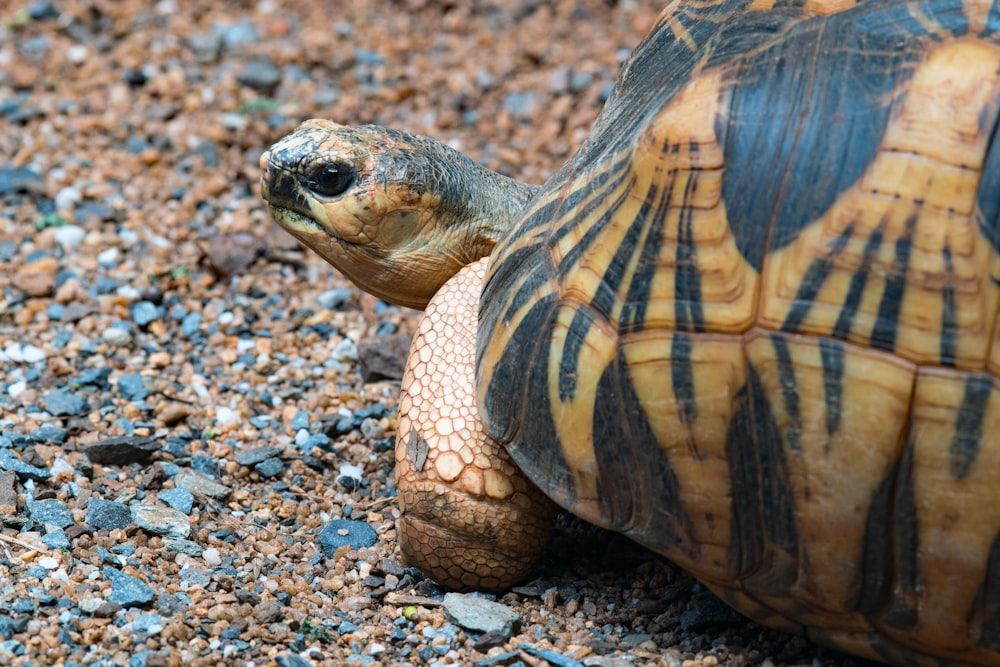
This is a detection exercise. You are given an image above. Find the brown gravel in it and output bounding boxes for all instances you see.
[0,2,864,666]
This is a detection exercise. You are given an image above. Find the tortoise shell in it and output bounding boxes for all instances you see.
[475,0,1000,664]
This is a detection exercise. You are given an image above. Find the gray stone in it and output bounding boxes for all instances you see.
[85,498,131,531]
[117,373,149,401]
[27,498,74,528]
[130,301,161,327]
[42,388,88,416]
[0,450,50,482]
[316,519,378,556]
[104,567,156,607]
[175,471,230,500]
[254,457,283,478]
[234,446,283,467]
[157,488,194,514]
[237,58,281,90]
[441,593,522,637]
[131,504,190,538]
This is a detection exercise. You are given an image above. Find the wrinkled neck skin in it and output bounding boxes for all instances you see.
[262,120,541,310]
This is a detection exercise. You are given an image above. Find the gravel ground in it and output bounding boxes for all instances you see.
[0,2,869,666]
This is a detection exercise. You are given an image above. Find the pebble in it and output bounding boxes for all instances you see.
[254,457,284,478]
[52,223,85,247]
[215,406,241,427]
[442,593,523,637]
[131,503,191,538]
[85,498,132,531]
[157,488,194,514]
[27,498,75,528]
[0,166,44,195]
[175,471,230,500]
[104,567,156,608]
[357,333,411,381]
[101,326,133,347]
[164,538,203,556]
[42,387,88,416]
[0,449,51,482]
[331,338,359,362]
[316,519,378,556]
[317,287,353,310]
[82,436,159,465]
[237,57,282,90]
[130,301,162,327]
[1,342,47,364]
[117,373,150,401]
[234,446,283,466]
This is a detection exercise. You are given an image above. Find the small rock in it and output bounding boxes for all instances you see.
[85,498,131,531]
[175,471,230,500]
[104,567,156,607]
[317,288,353,310]
[332,338,358,362]
[42,387,88,416]
[0,166,45,195]
[441,593,522,637]
[82,436,159,465]
[130,301,161,327]
[14,255,59,297]
[316,519,378,556]
[164,538,202,556]
[237,58,282,90]
[254,457,284,478]
[40,529,70,550]
[157,488,194,514]
[0,449,50,482]
[234,446,283,467]
[101,326,133,347]
[253,601,284,625]
[205,232,265,276]
[117,373,150,401]
[52,224,85,248]
[357,334,411,381]
[678,592,744,632]
[131,504,190,538]
[0,470,17,514]
[27,498,74,529]
[215,407,241,427]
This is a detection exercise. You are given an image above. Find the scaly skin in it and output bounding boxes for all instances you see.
[260,120,554,589]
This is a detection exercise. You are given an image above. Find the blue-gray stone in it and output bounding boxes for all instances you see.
[104,567,156,607]
[316,519,377,556]
[117,373,149,401]
[41,529,70,550]
[157,488,194,514]
[317,287,352,311]
[275,653,312,667]
[43,388,88,416]
[299,433,330,452]
[254,457,283,478]
[181,312,202,337]
[130,650,167,667]
[28,423,67,444]
[234,446,283,467]
[11,598,35,614]
[0,640,23,656]
[27,498,73,528]
[132,613,164,635]
[130,301,161,327]
[290,410,310,431]
[71,367,112,390]
[0,449,50,481]
[85,498,131,531]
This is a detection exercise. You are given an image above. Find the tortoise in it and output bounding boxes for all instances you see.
[259,0,1000,664]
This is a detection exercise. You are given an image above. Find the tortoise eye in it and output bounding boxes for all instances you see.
[305,163,355,198]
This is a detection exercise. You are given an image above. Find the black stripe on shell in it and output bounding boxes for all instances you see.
[781,223,853,334]
[770,334,802,454]
[939,245,958,367]
[971,530,1000,650]
[978,91,1000,251]
[674,156,706,333]
[832,224,884,341]
[871,214,917,354]
[726,364,799,590]
[949,374,993,480]
[818,338,845,440]
[593,345,695,557]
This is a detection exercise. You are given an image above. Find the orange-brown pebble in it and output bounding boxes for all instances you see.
[395,258,557,591]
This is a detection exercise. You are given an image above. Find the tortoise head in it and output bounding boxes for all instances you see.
[260,119,538,309]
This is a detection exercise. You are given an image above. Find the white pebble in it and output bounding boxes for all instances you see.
[116,285,140,300]
[66,44,88,64]
[203,548,222,566]
[38,556,60,570]
[218,311,235,325]
[53,224,86,249]
[7,381,27,398]
[294,429,311,445]
[215,407,240,426]
[338,463,363,480]
[54,187,82,211]
[236,338,256,353]
[97,247,119,267]
[101,327,132,347]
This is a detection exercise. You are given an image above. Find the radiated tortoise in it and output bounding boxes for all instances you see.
[260,0,1000,664]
